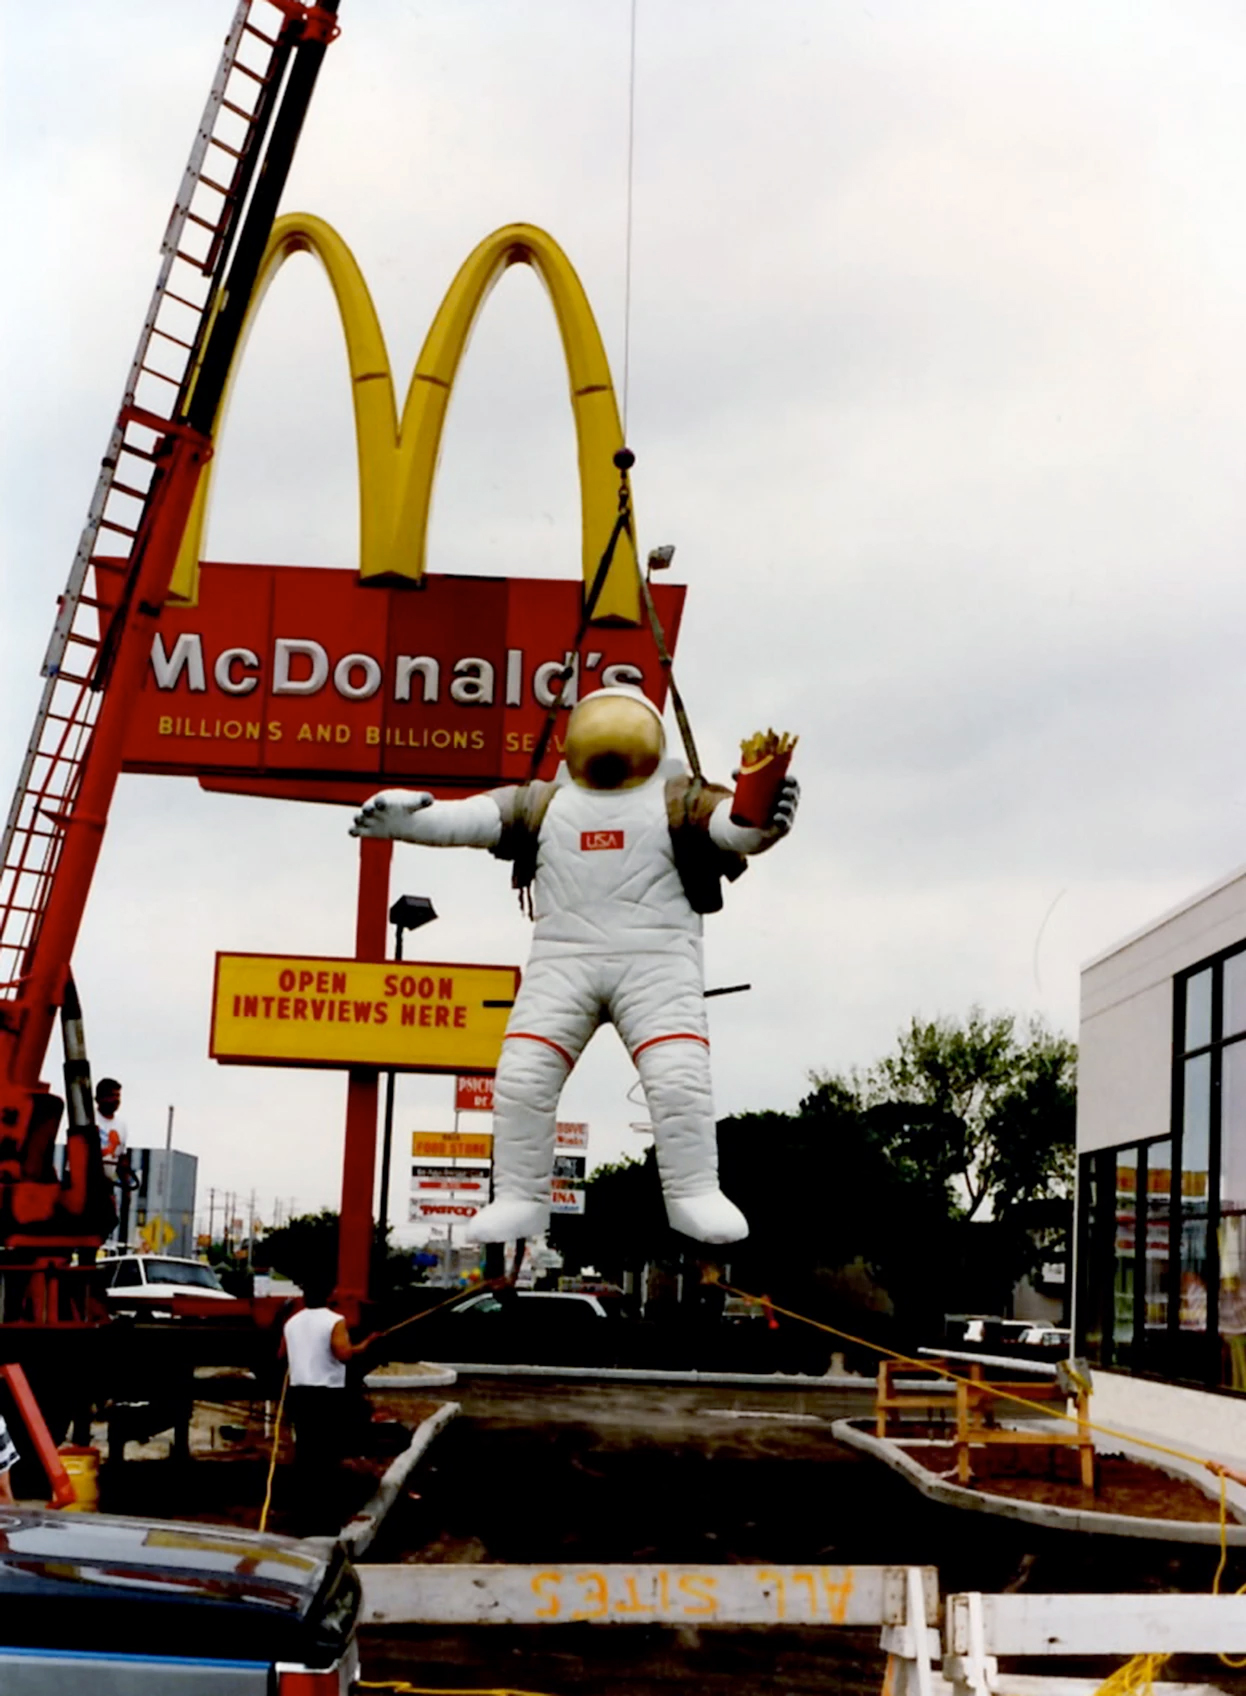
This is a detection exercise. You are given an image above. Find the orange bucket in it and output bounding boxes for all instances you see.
[58,1445,100,1512]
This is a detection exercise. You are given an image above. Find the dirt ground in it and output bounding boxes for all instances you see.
[94,1383,416,1536]
[358,1375,1246,1696]
[65,1370,1246,1692]
[901,1443,1230,1521]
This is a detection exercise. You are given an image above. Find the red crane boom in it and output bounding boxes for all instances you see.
[0,0,342,1242]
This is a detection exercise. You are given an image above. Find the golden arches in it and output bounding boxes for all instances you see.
[169,215,639,624]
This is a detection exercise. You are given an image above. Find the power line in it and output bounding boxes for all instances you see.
[621,0,639,433]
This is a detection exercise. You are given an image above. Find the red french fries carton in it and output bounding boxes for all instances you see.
[730,732,797,828]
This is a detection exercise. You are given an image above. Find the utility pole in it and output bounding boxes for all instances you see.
[246,1188,256,1271]
[161,1104,175,1252]
[207,1187,216,1249]
[378,896,438,1262]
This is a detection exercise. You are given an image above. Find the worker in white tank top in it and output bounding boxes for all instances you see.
[284,1303,350,1388]
[280,1278,377,1534]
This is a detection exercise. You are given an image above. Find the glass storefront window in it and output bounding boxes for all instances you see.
[1141,1140,1171,1367]
[1180,1057,1211,1328]
[1113,1148,1138,1365]
[1077,946,1246,1393]
[1221,1039,1246,1390]
[1175,1055,1213,1380]
[1079,1151,1117,1369]
[1225,953,1246,1040]
[1186,968,1213,1051]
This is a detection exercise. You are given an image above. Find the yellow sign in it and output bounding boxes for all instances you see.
[210,954,519,1072]
[412,1131,494,1161]
[138,1217,176,1252]
[172,214,640,623]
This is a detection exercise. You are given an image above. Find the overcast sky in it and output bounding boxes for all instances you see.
[4,0,1246,1240]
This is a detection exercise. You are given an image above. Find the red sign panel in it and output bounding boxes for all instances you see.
[121,563,685,802]
[455,1075,496,1113]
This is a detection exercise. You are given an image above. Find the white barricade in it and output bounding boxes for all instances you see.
[357,1563,1245,1696]
[359,1561,937,1630]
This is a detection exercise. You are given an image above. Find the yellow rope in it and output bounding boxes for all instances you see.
[1213,1472,1246,1669]
[358,1685,558,1695]
[1091,1653,1172,1696]
[371,1278,510,1347]
[258,1371,288,1534]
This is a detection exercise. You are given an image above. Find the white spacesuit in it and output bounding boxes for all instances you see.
[351,686,797,1244]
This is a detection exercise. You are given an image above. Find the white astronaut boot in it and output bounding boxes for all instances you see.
[465,1035,564,1243]
[636,1037,748,1243]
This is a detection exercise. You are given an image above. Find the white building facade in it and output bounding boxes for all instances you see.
[1077,864,1246,1455]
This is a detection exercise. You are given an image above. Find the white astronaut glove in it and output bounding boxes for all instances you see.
[767,776,800,838]
[709,775,800,856]
[350,790,434,840]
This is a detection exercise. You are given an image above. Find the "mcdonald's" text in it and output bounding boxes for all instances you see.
[151,634,644,708]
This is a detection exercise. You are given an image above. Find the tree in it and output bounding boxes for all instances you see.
[551,1096,959,1358]
[811,1006,1076,1223]
[257,1209,432,1306]
[551,1008,1077,1350]
[254,1208,340,1289]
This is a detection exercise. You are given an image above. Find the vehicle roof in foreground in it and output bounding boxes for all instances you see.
[0,1508,358,1666]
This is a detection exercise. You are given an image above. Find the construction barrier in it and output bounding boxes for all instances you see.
[356,1563,1246,1696]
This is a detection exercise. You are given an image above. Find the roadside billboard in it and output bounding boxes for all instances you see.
[210,955,518,1071]
[551,1185,586,1215]
[555,1122,589,1149]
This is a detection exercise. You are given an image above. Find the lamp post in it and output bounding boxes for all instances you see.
[376,895,438,1267]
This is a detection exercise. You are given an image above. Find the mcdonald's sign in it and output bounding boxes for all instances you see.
[120,215,684,800]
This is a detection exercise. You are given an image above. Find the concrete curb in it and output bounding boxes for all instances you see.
[422,1361,868,1389]
[831,1417,1246,1546]
[364,1366,458,1390]
[338,1400,460,1560]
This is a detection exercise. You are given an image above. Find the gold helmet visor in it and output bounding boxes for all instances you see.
[564,689,665,790]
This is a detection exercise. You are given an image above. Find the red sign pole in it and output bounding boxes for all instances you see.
[336,835,392,1315]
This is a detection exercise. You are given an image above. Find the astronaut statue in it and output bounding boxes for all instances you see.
[351,686,798,1244]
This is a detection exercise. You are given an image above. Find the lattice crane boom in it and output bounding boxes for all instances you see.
[0,0,342,1221]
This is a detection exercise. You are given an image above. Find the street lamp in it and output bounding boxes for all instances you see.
[376,894,439,1255]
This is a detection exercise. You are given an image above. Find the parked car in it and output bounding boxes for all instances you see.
[414,1286,828,1374]
[427,1287,623,1365]
[1013,1323,1071,1352]
[102,1254,238,1320]
[0,1505,360,1691]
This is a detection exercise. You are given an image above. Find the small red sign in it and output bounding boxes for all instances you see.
[581,830,624,852]
[455,1075,495,1112]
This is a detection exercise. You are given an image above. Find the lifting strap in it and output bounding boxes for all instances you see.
[525,448,703,787]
